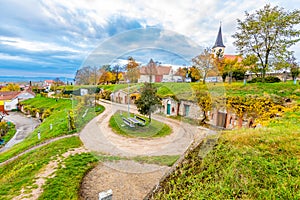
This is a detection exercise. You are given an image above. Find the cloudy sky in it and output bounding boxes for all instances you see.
[0,0,299,78]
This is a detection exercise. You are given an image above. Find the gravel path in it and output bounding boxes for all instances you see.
[80,160,170,200]
[79,100,210,157]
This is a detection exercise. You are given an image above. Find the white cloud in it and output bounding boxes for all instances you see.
[0,53,33,62]
[0,36,80,53]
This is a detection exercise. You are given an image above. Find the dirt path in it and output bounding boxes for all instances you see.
[80,160,170,200]
[12,147,89,200]
[79,100,210,157]
[79,100,214,199]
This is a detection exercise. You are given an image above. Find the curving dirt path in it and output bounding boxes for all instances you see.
[79,100,214,200]
[79,100,210,157]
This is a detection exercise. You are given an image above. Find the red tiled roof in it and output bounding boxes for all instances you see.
[0,91,21,101]
[224,55,243,62]
[140,65,171,75]
[44,80,55,83]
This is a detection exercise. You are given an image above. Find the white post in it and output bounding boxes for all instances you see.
[38,131,41,140]
[50,124,53,130]
[127,79,130,117]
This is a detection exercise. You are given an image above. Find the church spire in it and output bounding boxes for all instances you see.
[213,23,225,48]
[212,22,225,58]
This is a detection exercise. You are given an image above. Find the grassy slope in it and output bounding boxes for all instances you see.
[152,109,300,199]
[0,97,104,163]
[0,137,82,200]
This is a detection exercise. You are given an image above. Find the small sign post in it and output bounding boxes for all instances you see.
[38,131,41,140]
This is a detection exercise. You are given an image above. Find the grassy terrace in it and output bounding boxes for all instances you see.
[109,111,172,138]
[155,81,300,99]
[0,96,104,163]
[151,108,300,199]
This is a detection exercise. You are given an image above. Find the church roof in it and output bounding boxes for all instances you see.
[212,25,225,48]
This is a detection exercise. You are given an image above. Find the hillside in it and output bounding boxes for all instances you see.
[149,108,300,199]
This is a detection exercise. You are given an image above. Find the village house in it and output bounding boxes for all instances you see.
[138,59,182,83]
[0,90,35,112]
[44,80,55,91]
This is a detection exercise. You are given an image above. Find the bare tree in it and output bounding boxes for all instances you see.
[192,48,214,84]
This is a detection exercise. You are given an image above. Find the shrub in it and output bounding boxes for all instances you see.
[265,76,281,83]
[41,109,52,120]
[248,76,281,83]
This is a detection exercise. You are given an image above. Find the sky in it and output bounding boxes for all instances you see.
[0,0,299,78]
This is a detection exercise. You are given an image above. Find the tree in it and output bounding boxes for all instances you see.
[126,56,140,83]
[0,121,9,140]
[195,91,212,124]
[98,70,113,84]
[291,63,300,81]
[176,67,188,81]
[242,54,260,77]
[135,83,161,122]
[1,83,20,91]
[192,48,214,84]
[233,4,300,81]
[75,66,101,85]
[188,66,201,82]
[75,66,92,85]
[111,64,124,84]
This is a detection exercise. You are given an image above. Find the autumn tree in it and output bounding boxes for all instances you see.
[126,56,140,83]
[1,83,20,91]
[194,91,212,124]
[98,70,113,84]
[188,66,201,82]
[0,121,9,140]
[176,67,188,81]
[192,48,214,84]
[111,64,124,84]
[233,4,300,81]
[135,83,161,122]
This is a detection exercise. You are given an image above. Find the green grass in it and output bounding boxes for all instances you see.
[133,155,180,167]
[0,123,16,147]
[0,137,82,200]
[39,153,98,200]
[151,109,300,199]
[109,111,172,138]
[0,97,104,163]
[154,81,300,100]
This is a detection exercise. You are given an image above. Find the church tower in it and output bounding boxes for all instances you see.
[212,23,225,58]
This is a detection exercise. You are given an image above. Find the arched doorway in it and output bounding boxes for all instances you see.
[167,100,171,115]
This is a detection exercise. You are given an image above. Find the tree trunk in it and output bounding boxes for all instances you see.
[149,113,151,123]
[200,111,207,124]
[238,117,243,128]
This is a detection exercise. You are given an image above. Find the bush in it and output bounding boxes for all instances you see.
[248,76,281,83]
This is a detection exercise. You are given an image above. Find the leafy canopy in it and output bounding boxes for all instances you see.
[135,83,161,122]
[233,4,300,80]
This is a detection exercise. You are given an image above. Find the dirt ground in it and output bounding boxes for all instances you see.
[80,160,170,200]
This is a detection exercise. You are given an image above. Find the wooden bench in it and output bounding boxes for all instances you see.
[122,117,135,128]
[135,115,146,126]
